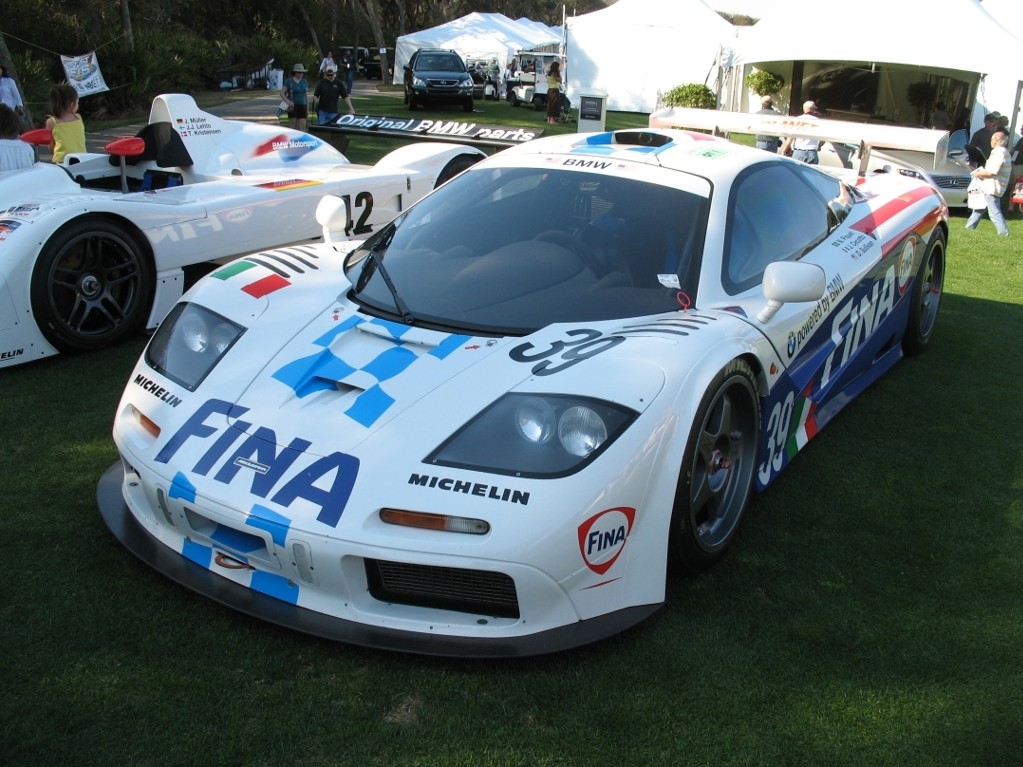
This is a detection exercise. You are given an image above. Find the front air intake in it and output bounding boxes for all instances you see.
[365,559,520,619]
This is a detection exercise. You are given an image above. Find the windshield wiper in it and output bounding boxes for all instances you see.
[353,225,414,324]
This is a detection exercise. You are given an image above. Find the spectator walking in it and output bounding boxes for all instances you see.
[281,63,309,131]
[755,95,781,153]
[782,100,821,164]
[964,131,1011,237]
[319,50,336,75]
[45,84,85,164]
[545,61,562,125]
[0,66,24,123]
[968,113,998,164]
[313,67,354,125]
[340,49,358,93]
[0,103,33,172]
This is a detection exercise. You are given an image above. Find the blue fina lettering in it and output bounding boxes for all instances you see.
[212,427,313,497]
[154,398,359,527]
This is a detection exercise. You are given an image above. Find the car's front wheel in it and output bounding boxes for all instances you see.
[670,359,760,574]
[462,97,474,113]
[902,228,945,356]
[30,217,153,353]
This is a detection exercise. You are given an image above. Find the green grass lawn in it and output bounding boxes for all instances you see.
[2,99,1022,766]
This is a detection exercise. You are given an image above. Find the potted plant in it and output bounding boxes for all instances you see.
[744,69,785,97]
[906,80,937,125]
[663,83,717,109]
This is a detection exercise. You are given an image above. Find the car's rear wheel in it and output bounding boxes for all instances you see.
[670,359,760,574]
[30,217,153,353]
[510,91,520,107]
[902,228,945,356]
[435,154,482,187]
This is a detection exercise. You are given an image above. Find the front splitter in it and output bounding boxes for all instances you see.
[97,462,661,658]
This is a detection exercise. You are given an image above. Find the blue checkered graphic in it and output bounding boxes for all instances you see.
[272,315,469,428]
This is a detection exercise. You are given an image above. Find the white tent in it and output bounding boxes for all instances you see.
[565,0,737,113]
[733,0,1023,133]
[393,13,560,85]
[980,0,1023,34]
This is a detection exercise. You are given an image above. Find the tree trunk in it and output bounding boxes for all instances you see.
[120,0,134,49]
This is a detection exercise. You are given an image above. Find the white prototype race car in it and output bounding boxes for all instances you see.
[0,94,483,369]
[99,123,947,656]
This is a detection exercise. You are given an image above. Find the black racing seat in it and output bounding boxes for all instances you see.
[108,121,193,169]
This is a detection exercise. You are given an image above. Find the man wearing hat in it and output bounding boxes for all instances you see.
[968,113,999,164]
[313,66,355,126]
[782,100,821,164]
[281,63,310,131]
[755,95,781,153]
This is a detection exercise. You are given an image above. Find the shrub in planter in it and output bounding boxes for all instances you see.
[663,83,716,109]
[744,69,785,96]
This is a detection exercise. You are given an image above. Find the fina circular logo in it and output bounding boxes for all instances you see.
[577,506,636,575]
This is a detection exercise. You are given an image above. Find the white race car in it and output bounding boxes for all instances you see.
[99,124,947,656]
[0,94,483,368]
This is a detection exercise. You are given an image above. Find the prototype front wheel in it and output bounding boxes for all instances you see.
[670,359,760,574]
[902,228,945,356]
[30,218,153,353]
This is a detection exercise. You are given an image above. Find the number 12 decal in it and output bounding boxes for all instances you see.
[338,191,374,236]
[510,329,625,376]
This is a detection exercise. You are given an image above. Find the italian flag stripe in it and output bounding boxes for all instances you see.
[785,394,819,459]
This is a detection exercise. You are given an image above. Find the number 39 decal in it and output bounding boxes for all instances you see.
[757,391,795,485]
[510,329,625,376]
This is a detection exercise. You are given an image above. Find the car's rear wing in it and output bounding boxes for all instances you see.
[648,106,952,176]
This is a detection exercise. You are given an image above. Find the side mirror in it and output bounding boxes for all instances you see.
[757,261,826,323]
[316,194,349,247]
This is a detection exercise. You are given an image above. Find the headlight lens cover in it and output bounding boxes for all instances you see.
[427,394,637,478]
[145,303,244,391]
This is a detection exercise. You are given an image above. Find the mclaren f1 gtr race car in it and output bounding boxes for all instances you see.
[98,122,947,657]
[0,94,483,369]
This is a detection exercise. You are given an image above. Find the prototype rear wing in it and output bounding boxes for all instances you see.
[648,107,952,176]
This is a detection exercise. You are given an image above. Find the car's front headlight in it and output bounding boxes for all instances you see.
[427,394,637,478]
[898,167,925,181]
[459,78,473,92]
[145,303,244,391]
[412,76,426,87]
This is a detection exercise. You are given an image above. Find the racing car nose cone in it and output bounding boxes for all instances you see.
[79,274,102,298]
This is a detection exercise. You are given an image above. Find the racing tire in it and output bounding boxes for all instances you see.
[30,217,153,353]
[435,154,482,188]
[670,359,760,574]
[902,228,945,356]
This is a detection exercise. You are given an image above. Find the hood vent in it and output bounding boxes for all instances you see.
[616,313,717,338]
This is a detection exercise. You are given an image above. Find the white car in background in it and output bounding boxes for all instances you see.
[0,94,483,369]
[649,106,973,208]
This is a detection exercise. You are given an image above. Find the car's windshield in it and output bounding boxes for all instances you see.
[345,165,709,334]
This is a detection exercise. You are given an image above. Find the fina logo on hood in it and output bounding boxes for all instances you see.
[578,506,636,575]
